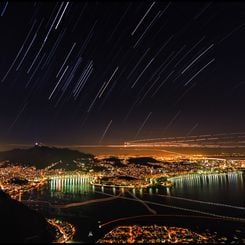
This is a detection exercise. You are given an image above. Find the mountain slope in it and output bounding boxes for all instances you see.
[0,190,55,242]
[0,145,94,169]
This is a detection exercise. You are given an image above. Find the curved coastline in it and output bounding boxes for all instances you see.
[90,181,150,189]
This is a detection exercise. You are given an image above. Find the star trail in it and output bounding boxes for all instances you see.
[0,1,245,146]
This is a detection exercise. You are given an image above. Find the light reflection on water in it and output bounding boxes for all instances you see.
[170,172,245,206]
[45,175,95,202]
[38,172,245,206]
[36,172,245,243]
[49,175,93,195]
[172,172,244,188]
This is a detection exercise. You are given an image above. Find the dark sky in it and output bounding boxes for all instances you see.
[0,1,245,146]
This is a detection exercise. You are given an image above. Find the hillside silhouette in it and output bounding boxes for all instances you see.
[0,190,55,242]
[0,145,94,169]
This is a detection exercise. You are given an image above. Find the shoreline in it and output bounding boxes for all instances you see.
[168,170,244,181]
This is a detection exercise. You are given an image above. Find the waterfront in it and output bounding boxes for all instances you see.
[170,172,245,206]
[31,172,245,242]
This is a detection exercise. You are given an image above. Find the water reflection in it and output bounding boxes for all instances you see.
[46,175,94,202]
[40,172,245,206]
[172,172,244,189]
[170,172,245,206]
[50,175,93,195]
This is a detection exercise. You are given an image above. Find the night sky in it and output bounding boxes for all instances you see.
[1,1,245,146]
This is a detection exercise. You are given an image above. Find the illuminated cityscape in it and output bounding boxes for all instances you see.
[97,225,228,243]
[0,1,245,243]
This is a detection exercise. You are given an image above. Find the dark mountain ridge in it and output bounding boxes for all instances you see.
[0,145,94,169]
